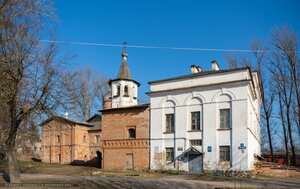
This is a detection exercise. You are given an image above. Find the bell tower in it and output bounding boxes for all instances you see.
[109,49,140,108]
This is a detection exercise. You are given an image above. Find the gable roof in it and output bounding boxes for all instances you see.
[86,114,102,131]
[86,114,101,122]
[39,116,93,127]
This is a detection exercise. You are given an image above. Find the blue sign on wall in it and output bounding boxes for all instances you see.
[238,143,246,149]
[207,146,212,152]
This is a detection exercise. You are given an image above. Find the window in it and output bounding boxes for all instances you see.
[83,135,86,142]
[190,140,202,146]
[124,85,129,97]
[95,135,100,143]
[128,128,136,139]
[116,85,120,96]
[165,114,174,133]
[220,146,230,161]
[220,109,230,129]
[57,135,60,143]
[191,111,201,130]
[58,154,61,162]
[166,148,174,161]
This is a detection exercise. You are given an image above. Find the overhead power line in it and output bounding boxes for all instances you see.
[40,39,300,54]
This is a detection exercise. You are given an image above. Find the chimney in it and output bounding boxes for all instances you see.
[211,60,220,71]
[196,66,202,72]
[191,65,202,74]
[63,112,69,118]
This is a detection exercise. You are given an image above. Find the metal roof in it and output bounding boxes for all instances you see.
[99,103,150,112]
[148,67,250,84]
[39,116,94,127]
[117,51,132,80]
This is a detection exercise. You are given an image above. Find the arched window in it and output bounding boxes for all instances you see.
[83,135,86,142]
[57,135,60,143]
[116,85,120,96]
[124,85,129,96]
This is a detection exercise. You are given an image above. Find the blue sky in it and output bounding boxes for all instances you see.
[52,0,300,102]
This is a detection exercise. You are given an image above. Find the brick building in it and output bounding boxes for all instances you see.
[40,114,102,167]
[100,50,150,170]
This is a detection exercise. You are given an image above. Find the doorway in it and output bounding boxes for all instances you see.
[188,154,203,173]
[126,154,134,170]
[96,151,102,168]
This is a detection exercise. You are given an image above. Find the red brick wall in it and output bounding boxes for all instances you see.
[104,147,149,170]
[102,106,150,170]
[41,119,95,164]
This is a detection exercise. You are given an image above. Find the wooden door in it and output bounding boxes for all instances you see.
[126,154,134,170]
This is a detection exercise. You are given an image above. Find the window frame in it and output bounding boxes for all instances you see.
[220,108,231,129]
[124,85,129,97]
[165,113,175,133]
[219,146,230,161]
[165,147,174,162]
[116,85,120,97]
[190,139,202,146]
[191,111,201,130]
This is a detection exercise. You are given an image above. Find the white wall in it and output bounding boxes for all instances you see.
[149,69,261,171]
[111,80,138,108]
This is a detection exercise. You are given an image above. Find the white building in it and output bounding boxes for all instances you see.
[148,61,262,173]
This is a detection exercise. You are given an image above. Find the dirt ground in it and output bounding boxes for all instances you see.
[0,161,300,189]
[0,173,300,189]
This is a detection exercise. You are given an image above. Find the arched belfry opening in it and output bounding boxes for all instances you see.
[109,49,140,108]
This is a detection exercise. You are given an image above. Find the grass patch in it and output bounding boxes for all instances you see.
[0,160,63,169]
[0,160,100,176]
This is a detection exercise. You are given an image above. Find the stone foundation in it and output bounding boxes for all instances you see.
[204,170,255,178]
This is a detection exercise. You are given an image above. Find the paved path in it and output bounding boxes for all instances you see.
[1,173,300,189]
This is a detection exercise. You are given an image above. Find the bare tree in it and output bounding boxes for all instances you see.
[226,40,275,161]
[278,91,290,165]
[271,54,296,165]
[93,75,110,108]
[0,0,67,183]
[226,52,252,69]
[63,68,94,121]
[270,26,299,165]
[272,26,300,139]
[63,67,110,121]
[251,41,276,162]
